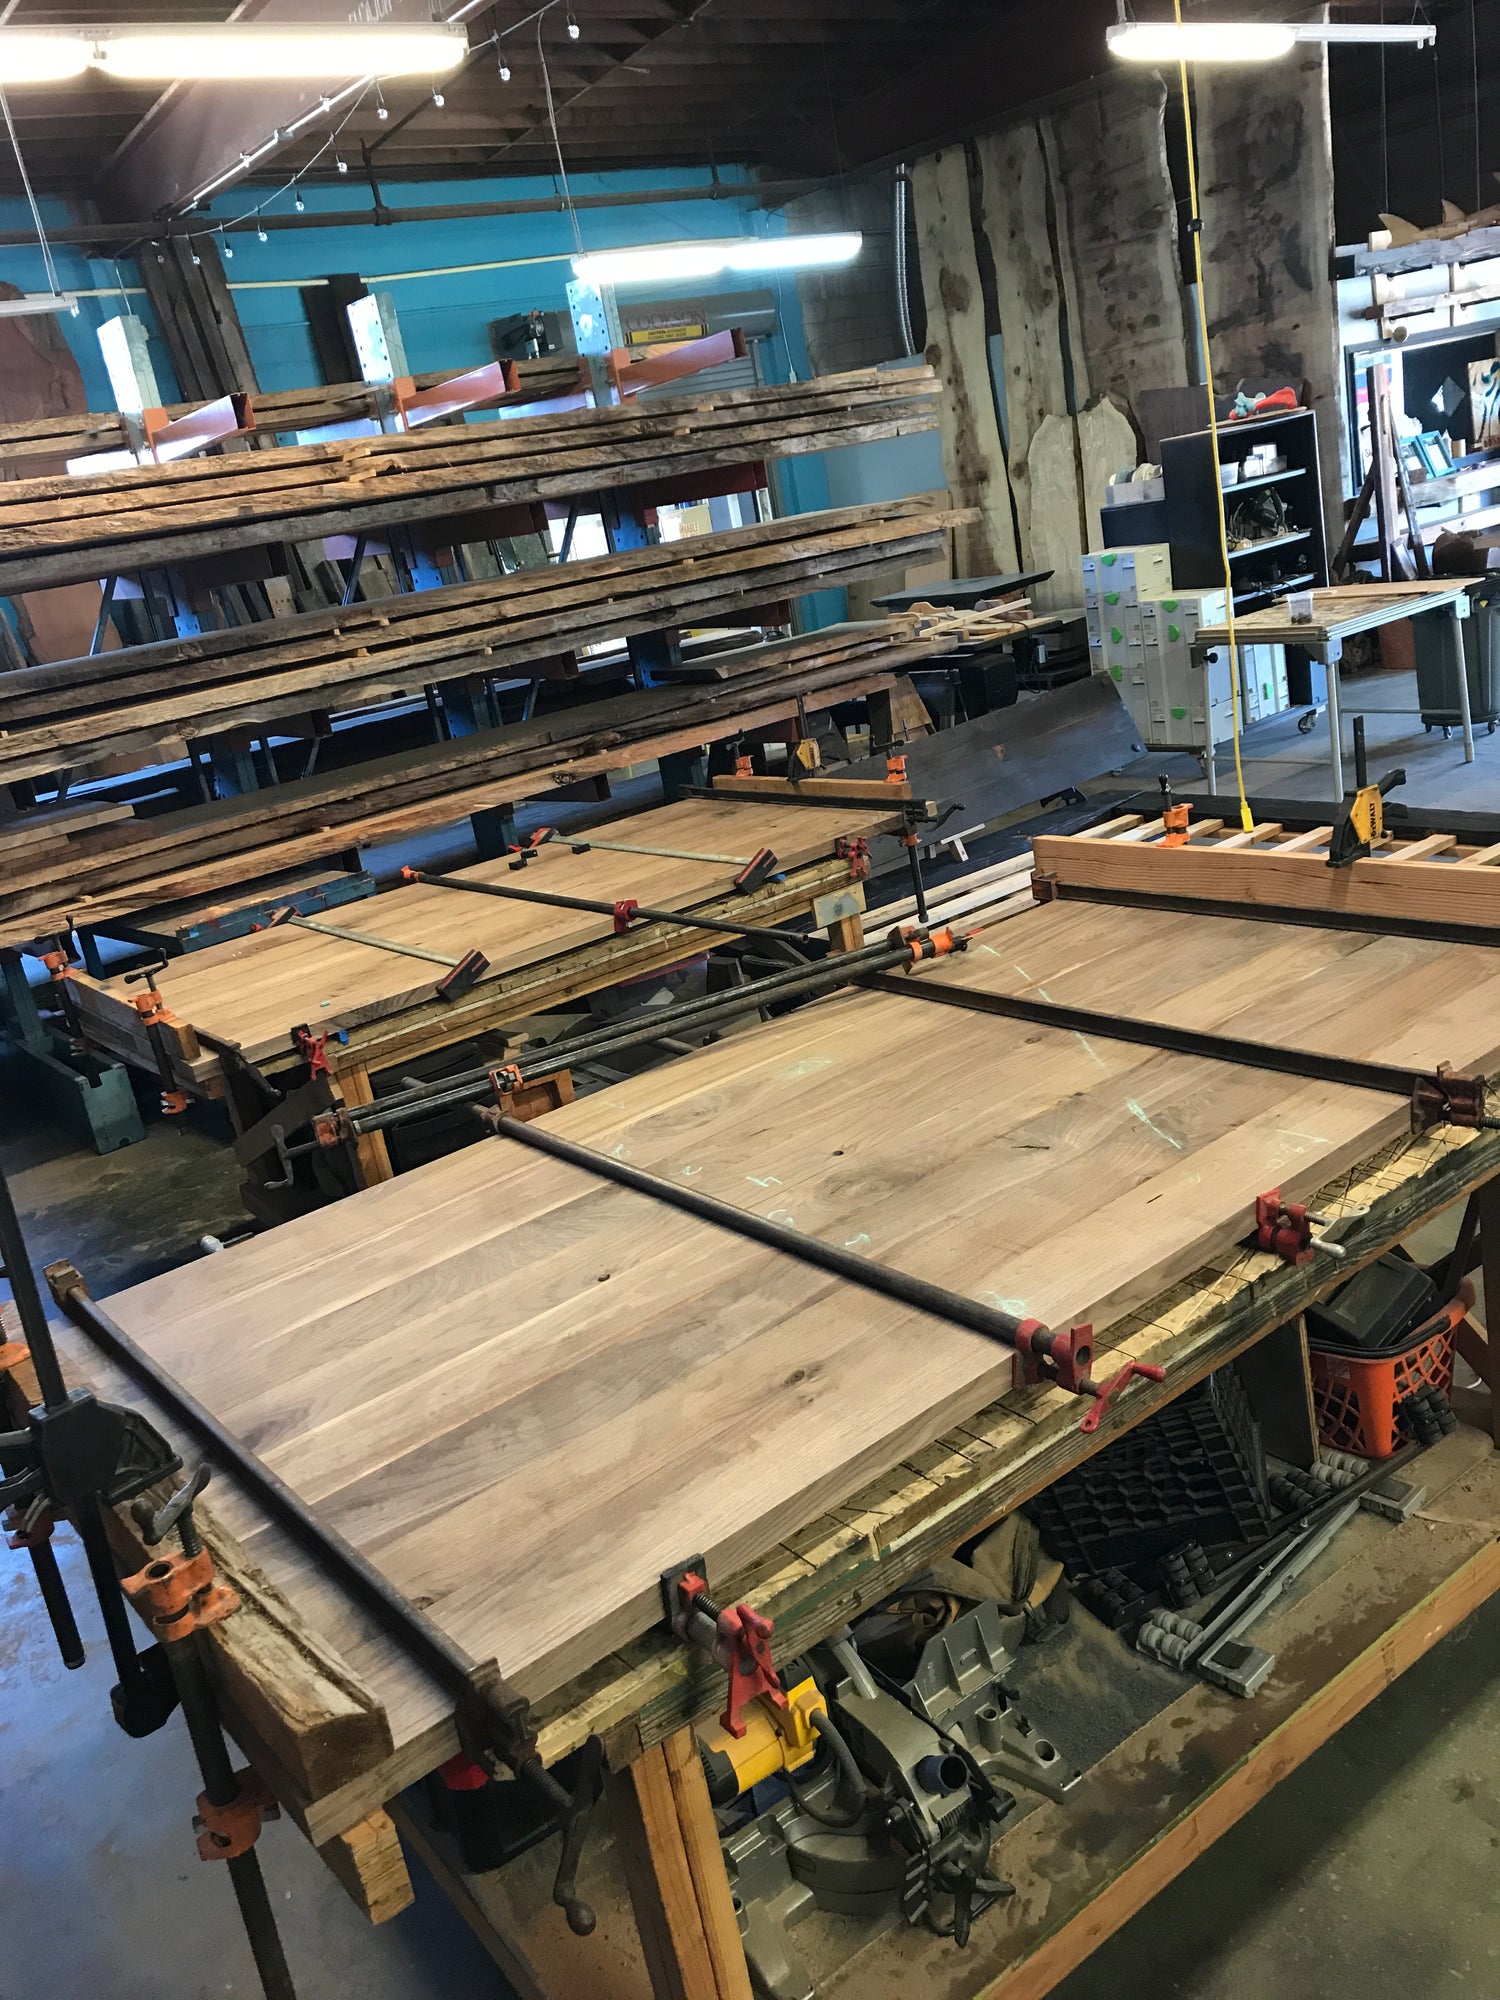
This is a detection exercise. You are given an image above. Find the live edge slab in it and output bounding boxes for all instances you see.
[27,889,1500,1882]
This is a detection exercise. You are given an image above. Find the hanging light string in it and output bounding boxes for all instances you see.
[178,83,374,259]
[536,8,584,255]
[0,84,66,300]
[1172,0,1253,833]
[174,0,569,220]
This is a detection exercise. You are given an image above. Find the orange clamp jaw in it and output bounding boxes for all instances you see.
[122,1547,241,1638]
[195,1770,279,1862]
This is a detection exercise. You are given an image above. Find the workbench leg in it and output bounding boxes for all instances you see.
[1451,601,1476,764]
[610,1729,751,2000]
[828,912,865,952]
[336,1062,395,1189]
[1461,1176,1500,1441]
[1326,659,1344,799]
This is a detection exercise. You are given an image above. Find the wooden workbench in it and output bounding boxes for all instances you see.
[61,796,889,1187]
[23,858,1500,1991]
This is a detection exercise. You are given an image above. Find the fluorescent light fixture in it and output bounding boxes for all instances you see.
[0,23,467,83]
[1107,19,1435,62]
[0,31,90,79]
[0,292,78,318]
[571,233,862,288]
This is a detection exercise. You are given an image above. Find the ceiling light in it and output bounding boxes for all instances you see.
[566,11,580,38]
[294,191,306,212]
[1106,18,1435,62]
[0,23,470,84]
[571,232,862,288]
[431,88,444,107]
[0,291,79,318]
[498,57,511,79]
[0,32,89,80]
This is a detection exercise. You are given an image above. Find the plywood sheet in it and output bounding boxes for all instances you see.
[91,898,1500,1782]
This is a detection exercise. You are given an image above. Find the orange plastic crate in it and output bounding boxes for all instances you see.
[1310,1321,1456,1460]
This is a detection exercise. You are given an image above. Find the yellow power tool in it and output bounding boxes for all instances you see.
[698,1675,827,1805]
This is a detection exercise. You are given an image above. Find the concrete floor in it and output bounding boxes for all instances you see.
[3,675,1500,1999]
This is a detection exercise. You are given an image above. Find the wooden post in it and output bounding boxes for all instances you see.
[334,1059,395,1188]
[828,912,866,952]
[611,1728,751,2000]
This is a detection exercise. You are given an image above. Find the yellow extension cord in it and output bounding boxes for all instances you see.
[1175,0,1254,832]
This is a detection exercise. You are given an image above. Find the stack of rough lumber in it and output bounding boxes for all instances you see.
[0,623,940,942]
[0,357,585,472]
[0,500,955,784]
[0,367,940,592]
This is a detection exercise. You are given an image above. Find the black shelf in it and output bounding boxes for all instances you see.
[1161,409,1328,595]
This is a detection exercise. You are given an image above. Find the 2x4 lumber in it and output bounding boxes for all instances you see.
[610,1731,751,2000]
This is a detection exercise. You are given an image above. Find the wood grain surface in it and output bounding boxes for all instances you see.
[82,895,1500,1796]
[66,798,892,1066]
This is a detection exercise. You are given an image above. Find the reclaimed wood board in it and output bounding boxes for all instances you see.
[0,627,929,944]
[80,897,1500,1805]
[0,504,955,783]
[0,369,939,594]
[1197,581,1468,650]
[66,798,895,1079]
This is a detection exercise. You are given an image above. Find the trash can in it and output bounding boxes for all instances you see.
[1415,581,1500,732]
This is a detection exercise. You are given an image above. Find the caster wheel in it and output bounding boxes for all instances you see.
[1489,722,1496,735]
[1297,711,1316,735]
[1443,726,1453,740]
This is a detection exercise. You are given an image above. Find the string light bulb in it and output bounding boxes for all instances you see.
[431,86,444,106]
[498,55,510,78]
[294,190,305,212]
[375,82,388,120]
[566,11,579,36]
[335,152,349,173]
[257,227,268,243]
[221,239,233,258]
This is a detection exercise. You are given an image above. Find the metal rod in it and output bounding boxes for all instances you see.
[165,1632,298,2000]
[25,1537,84,1668]
[906,838,929,924]
[1039,880,1500,951]
[339,535,368,608]
[88,575,119,657]
[860,972,1459,1104]
[406,867,815,952]
[75,1499,153,1696]
[488,1113,1034,1354]
[281,912,458,968]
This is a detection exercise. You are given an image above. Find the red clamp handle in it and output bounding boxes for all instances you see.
[293,1025,330,1080]
[1256,1188,1313,1264]
[613,898,640,934]
[1079,1359,1167,1434]
[717,1602,783,1739]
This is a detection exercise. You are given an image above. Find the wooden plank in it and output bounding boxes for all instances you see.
[1022,415,1085,616]
[1385,832,1457,862]
[1033,829,1500,927]
[911,147,1020,577]
[1075,398,1139,555]
[611,1736,727,2000]
[315,1810,415,1925]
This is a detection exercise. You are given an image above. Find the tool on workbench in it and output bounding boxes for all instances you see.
[508,824,782,893]
[1133,1444,1420,1695]
[401,863,816,957]
[663,1558,789,1739]
[0,1168,299,1997]
[1158,775,1192,847]
[1253,1189,1369,1264]
[123,959,190,1114]
[268,905,489,1003]
[702,1609,1028,1995]
[1327,715,1407,868]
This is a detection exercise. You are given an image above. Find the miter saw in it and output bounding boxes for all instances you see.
[694,1599,1081,2000]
